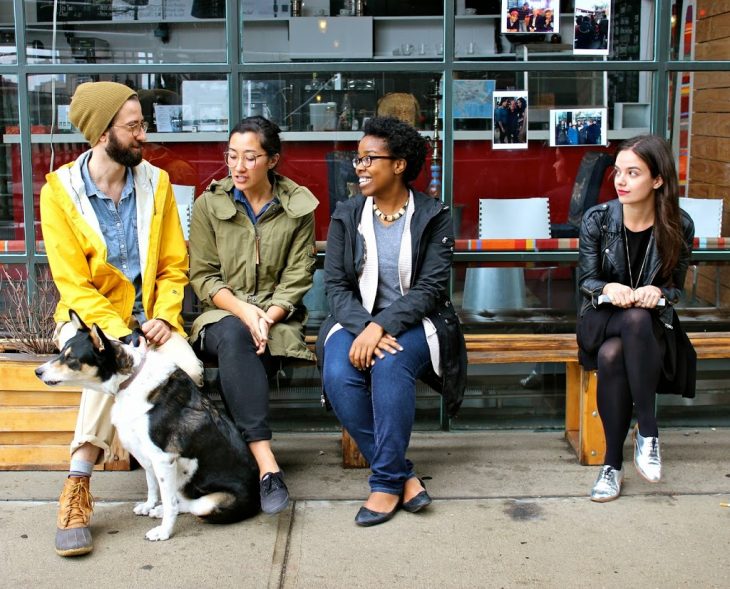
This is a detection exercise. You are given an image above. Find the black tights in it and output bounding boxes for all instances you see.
[596,308,661,469]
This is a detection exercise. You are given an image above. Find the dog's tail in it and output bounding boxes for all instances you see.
[189,492,260,524]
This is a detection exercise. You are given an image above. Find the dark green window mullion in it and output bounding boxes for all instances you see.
[652,0,672,136]
[229,0,240,131]
[441,0,454,431]
[15,0,41,288]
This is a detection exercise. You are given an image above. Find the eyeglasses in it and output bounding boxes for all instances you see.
[352,155,398,169]
[224,151,267,169]
[113,121,149,136]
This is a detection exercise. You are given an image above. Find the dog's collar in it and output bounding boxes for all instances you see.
[118,356,146,391]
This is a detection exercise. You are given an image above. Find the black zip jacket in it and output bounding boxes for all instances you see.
[578,199,694,327]
[578,198,696,398]
[316,190,467,417]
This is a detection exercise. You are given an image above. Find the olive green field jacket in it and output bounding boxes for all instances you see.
[188,174,319,360]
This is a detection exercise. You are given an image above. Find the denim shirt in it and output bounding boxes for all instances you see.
[80,152,146,324]
[233,187,279,224]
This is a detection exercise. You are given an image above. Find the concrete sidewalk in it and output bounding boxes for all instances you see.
[1,429,729,588]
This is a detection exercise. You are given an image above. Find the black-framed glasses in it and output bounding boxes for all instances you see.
[352,155,397,168]
[224,151,267,169]
[113,120,149,136]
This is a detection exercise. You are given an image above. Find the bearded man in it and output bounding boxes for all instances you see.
[40,81,203,557]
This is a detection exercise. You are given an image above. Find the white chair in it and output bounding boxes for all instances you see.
[679,197,722,238]
[172,184,195,241]
[462,197,551,313]
[679,197,723,305]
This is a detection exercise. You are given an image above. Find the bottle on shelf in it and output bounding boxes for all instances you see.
[339,93,354,130]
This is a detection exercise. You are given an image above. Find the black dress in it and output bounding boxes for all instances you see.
[577,225,665,370]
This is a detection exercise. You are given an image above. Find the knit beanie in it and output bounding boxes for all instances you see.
[69,82,138,146]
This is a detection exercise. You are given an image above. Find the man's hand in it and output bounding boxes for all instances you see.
[141,319,172,346]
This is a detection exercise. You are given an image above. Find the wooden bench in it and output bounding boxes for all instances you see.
[341,331,730,468]
[4,331,728,471]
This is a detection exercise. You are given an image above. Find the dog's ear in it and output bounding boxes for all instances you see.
[69,310,89,332]
[90,324,111,352]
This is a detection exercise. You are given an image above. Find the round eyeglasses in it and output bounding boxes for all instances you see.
[224,151,267,169]
[352,155,398,169]
[113,121,149,137]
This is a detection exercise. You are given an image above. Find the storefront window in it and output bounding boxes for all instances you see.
[454,0,654,62]
[24,0,226,64]
[0,75,21,252]
[242,1,446,63]
[0,0,15,65]
[27,72,230,246]
[240,71,441,240]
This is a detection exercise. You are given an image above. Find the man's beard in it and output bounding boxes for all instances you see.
[105,129,143,167]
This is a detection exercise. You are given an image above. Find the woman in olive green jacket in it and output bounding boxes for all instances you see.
[189,117,318,514]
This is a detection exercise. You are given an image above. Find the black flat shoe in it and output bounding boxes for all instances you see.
[402,477,433,513]
[401,489,432,513]
[354,504,399,527]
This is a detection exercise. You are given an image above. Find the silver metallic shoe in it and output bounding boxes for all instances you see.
[633,425,662,483]
[590,465,624,502]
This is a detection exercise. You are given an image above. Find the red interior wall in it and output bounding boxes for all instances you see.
[18,140,616,244]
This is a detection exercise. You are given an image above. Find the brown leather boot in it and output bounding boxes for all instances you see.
[55,476,94,556]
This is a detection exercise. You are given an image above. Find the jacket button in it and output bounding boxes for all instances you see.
[602,225,607,230]
[605,248,610,253]
[441,236,448,244]
[602,204,608,209]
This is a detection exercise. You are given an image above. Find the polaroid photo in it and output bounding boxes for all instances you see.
[549,108,607,147]
[502,0,559,35]
[492,91,529,150]
[573,0,610,55]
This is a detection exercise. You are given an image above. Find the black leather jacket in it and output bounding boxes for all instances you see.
[316,190,467,417]
[578,199,695,326]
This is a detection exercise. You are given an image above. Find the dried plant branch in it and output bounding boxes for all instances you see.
[0,268,59,354]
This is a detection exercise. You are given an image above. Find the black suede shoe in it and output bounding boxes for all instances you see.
[354,504,399,527]
[402,479,432,513]
[260,471,289,515]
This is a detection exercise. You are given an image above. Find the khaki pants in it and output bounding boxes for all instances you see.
[54,322,204,464]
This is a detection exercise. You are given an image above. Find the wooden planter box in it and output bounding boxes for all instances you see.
[0,353,130,471]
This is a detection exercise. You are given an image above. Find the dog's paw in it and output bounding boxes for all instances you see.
[133,501,157,516]
[148,504,164,519]
[145,525,172,542]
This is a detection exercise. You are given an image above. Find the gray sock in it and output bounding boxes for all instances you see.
[69,458,94,478]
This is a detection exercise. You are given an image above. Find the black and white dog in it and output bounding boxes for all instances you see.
[35,310,260,541]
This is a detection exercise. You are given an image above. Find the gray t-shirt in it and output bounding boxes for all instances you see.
[373,213,406,312]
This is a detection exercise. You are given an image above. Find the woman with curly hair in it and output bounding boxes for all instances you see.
[317,116,467,526]
[577,134,695,502]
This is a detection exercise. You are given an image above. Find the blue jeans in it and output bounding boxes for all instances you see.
[323,324,432,495]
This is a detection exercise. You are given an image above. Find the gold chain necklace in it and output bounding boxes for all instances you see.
[373,199,408,222]
[623,224,652,290]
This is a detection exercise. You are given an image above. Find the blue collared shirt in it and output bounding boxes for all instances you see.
[233,187,279,224]
[80,152,146,324]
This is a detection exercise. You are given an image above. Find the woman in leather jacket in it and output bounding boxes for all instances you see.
[577,134,695,502]
[317,117,466,527]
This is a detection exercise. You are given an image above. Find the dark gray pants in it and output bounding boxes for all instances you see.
[197,315,275,442]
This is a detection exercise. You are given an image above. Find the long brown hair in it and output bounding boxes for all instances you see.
[618,134,684,277]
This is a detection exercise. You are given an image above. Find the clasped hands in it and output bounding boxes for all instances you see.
[236,301,275,355]
[602,283,663,309]
[349,322,403,371]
